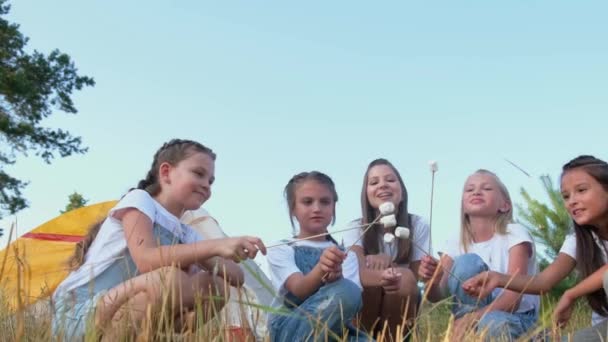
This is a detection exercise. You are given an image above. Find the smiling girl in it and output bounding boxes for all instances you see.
[463,156,608,340]
[343,158,430,338]
[419,169,538,341]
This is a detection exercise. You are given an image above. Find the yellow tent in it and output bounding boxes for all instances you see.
[0,202,273,341]
[0,201,117,310]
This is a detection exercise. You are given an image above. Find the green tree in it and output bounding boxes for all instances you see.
[516,174,578,298]
[60,191,88,214]
[0,0,94,219]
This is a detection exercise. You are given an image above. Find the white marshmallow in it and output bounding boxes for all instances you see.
[395,226,410,239]
[380,214,397,228]
[383,232,395,244]
[429,160,438,173]
[379,202,395,216]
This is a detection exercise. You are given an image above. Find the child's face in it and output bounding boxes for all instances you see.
[293,180,335,237]
[366,165,403,211]
[462,173,509,217]
[165,152,215,212]
[561,168,608,228]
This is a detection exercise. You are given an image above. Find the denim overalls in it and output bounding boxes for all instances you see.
[269,244,373,342]
[449,253,537,341]
[52,224,182,339]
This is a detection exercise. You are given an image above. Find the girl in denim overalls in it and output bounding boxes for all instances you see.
[267,171,373,342]
[52,139,267,339]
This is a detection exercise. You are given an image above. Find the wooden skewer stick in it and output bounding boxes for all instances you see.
[266,223,375,249]
[410,242,463,283]
[321,214,385,282]
[343,214,383,255]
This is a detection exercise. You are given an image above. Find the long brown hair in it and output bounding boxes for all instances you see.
[562,155,608,316]
[361,158,412,264]
[67,139,216,269]
[284,171,339,244]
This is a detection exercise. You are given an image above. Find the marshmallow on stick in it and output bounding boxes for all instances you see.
[380,214,397,228]
[395,226,410,239]
[379,202,395,216]
[383,232,395,244]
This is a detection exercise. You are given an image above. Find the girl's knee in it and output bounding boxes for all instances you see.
[477,311,514,338]
[139,266,192,306]
[397,268,419,298]
[452,254,487,277]
[322,279,362,316]
[189,273,230,307]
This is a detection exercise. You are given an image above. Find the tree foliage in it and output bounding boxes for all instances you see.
[517,175,578,298]
[60,191,88,214]
[0,0,94,218]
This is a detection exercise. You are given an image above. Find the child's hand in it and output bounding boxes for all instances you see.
[461,271,498,299]
[216,236,266,262]
[380,268,402,294]
[323,269,343,283]
[319,246,346,274]
[365,254,392,270]
[418,255,441,283]
[553,291,575,327]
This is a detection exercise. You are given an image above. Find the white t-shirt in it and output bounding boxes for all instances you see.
[53,189,203,299]
[266,239,362,307]
[342,214,431,265]
[560,233,608,325]
[442,223,539,314]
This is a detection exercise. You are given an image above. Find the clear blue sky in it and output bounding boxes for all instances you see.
[1,1,607,259]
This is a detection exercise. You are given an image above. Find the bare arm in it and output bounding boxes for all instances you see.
[199,256,244,287]
[463,253,577,297]
[283,246,345,300]
[420,254,452,302]
[478,243,531,313]
[563,263,608,300]
[553,263,608,326]
[122,209,265,273]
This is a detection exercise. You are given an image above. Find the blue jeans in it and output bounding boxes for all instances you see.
[269,245,373,342]
[448,253,537,341]
[52,223,181,339]
[271,279,370,342]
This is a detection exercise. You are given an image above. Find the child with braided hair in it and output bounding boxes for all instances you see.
[52,139,266,339]
[267,171,372,341]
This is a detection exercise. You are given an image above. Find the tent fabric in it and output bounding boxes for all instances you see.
[0,202,273,341]
[0,201,117,309]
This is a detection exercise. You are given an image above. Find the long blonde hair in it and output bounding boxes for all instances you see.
[459,169,513,252]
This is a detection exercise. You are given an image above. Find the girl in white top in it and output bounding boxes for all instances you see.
[342,158,431,338]
[52,139,266,339]
[419,169,538,341]
[464,156,608,341]
[266,171,371,342]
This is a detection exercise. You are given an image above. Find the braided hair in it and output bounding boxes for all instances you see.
[284,171,339,244]
[136,139,216,195]
[67,139,216,269]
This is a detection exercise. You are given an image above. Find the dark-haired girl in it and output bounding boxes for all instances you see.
[463,155,608,340]
[343,159,430,338]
